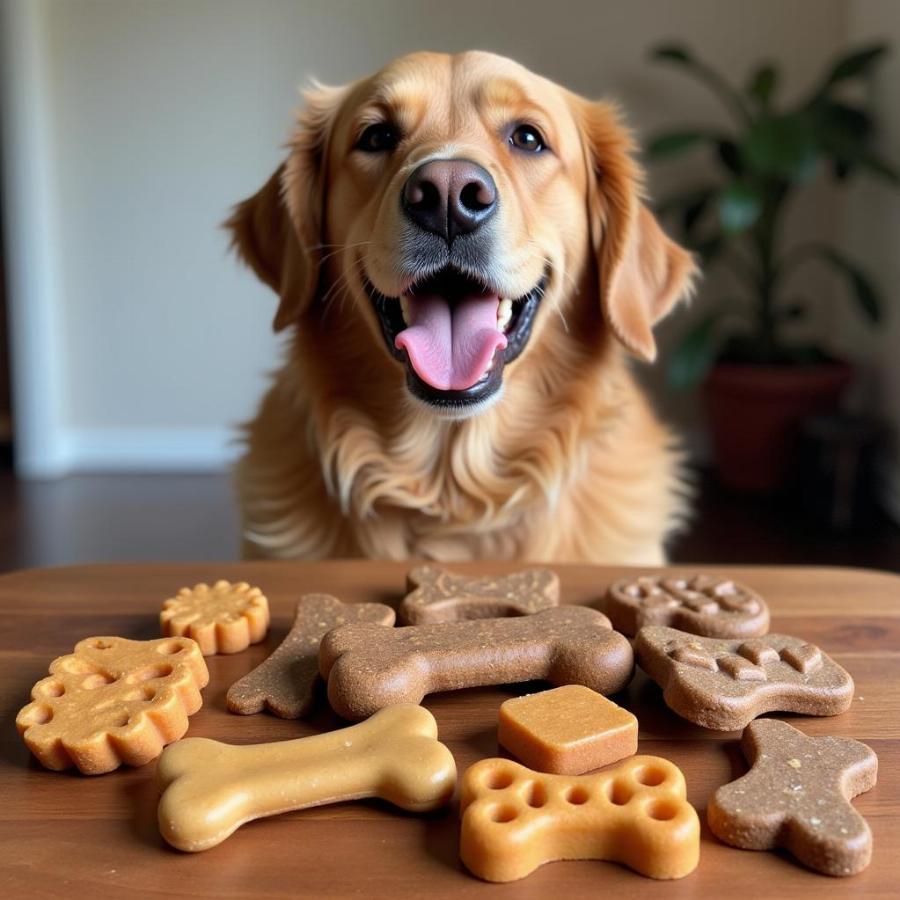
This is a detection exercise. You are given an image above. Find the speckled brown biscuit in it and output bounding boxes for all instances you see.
[634,626,854,731]
[708,719,877,876]
[319,606,634,720]
[226,594,395,718]
[605,574,769,638]
[399,565,559,625]
[16,635,209,774]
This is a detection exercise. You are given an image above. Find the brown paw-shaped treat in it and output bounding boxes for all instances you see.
[16,635,209,774]
[319,606,634,720]
[161,580,270,655]
[708,719,877,876]
[634,626,854,730]
[226,594,395,718]
[605,574,769,638]
[399,565,559,625]
[460,756,700,881]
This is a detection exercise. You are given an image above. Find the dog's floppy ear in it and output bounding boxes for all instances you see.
[225,84,345,331]
[577,100,697,361]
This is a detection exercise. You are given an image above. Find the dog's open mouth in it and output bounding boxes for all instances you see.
[367,266,547,408]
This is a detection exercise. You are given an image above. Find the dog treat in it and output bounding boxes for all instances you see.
[161,580,270,655]
[226,593,395,718]
[460,755,700,881]
[319,606,634,720]
[157,704,456,852]
[634,626,854,731]
[605,574,769,638]
[399,565,559,625]
[498,685,638,775]
[16,635,209,775]
[708,719,877,876]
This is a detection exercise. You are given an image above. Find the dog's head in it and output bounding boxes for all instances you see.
[228,51,695,417]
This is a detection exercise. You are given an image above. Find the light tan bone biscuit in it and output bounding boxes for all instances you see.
[605,573,769,638]
[708,719,877,876]
[634,626,854,730]
[16,635,209,774]
[460,756,700,881]
[161,580,270,655]
[226,593,395,718]
[399,565,559,625]
[157,704,457,852]
[319,606,634,720]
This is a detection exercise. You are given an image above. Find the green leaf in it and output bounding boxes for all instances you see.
[668,312,724,390]
[718,182,762,233]
[817,248,882,324]
[741,114,818,181]
[646,130,711,159]
[822,44,889,88]
[746,64,778,106]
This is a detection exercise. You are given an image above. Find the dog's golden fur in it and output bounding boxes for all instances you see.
[228,51,696,564]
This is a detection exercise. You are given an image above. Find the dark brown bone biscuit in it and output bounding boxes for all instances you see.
[634,626,853,730]
[227,594,395,718]
[319,606,634,720]
[708,719,877,876]
[399,565,559,625]
[605,574,769,638]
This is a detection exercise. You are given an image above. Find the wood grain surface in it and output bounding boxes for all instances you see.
[1,561,898,898]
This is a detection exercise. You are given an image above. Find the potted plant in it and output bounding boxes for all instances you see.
[647,42,898,492]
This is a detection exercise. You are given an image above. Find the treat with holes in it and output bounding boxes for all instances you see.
[227,593,395,719]
[161,580,270,655]
[157,704,456,852]
[634,626,854,731]
[399,565,559,625]
[499,685,638,775]
[708,719,877,876]
[319,606,634,720]
[460,756,699,881]
[16,635,209,774]
[605,573,769,638]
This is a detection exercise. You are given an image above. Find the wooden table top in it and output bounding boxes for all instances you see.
[1,561,898,898]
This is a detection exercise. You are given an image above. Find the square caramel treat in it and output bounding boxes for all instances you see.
[498,684,638,775]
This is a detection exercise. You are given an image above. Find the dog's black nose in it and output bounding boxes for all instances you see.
[402,159,497,241]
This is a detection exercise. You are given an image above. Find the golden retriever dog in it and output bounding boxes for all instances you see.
[228,51,696,564]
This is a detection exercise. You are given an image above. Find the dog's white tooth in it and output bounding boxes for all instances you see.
[497,298,513,332]
[400,295,411,326]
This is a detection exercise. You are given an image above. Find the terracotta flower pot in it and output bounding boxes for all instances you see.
[704,362,853,493]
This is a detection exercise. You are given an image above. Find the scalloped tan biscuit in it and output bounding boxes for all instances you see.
[16,635,209,775]
[634,626,854,730]
[399,565,559,624]
[605,574,769,638]
[161,580,270,655]
[460,756,700,881]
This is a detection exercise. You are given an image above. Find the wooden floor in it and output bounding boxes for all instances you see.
[0,467,898,573]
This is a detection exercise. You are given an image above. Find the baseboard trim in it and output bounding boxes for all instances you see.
[17,425,241,477]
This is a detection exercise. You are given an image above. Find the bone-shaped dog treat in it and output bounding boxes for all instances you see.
[319,606,634,720]
[161,580,270,655]
[157,704,456,852]
[605,573,769,638]
[399,565,559,625]
[708,719,877,876]
[16,635,209,774]
[226,594,395,718]
[460,756,700,881]
[635,626,854,730]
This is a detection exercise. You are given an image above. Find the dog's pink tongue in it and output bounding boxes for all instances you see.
[395,294,507,391]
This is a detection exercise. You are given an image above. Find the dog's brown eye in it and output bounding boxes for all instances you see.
[509,124,545,153]
[356,122,400,153]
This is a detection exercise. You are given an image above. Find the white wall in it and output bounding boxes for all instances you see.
[3,0,870,474]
